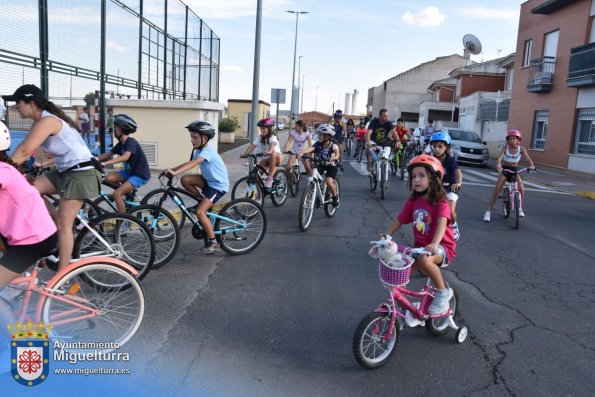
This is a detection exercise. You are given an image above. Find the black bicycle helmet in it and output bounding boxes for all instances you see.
[113,114,138,134]
[186,120,216,139]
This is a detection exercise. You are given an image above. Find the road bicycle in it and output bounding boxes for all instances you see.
[353,240,468,369]
[368,143,391,200]
[92,181,180,268]
[232,153,288,207]
[390,142,402,176]
[399,137,421,180]
[501,168,533,230]
[284,150,309,197]
[147,173,267,255]
[345,132,355,157]
[298,155,340,232]
[2,257,145,352]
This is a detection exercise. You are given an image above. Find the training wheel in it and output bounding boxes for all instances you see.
[456,326,468,343]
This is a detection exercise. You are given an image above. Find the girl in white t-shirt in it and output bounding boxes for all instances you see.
[283,120,313,176]
[242,117,282,189]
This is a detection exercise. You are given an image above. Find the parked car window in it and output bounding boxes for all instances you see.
[449,129,482,143]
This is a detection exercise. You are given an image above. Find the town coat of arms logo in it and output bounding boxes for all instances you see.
[9,320,51,386]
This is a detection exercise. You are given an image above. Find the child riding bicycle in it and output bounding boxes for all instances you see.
[483,129,536,222]
[283,119,312,176]
[0,122,58,349]
[242,117,282,190]
[384,154,456,315]
[298,124,340,208]
[97,114,151,213]
[164,121,229,255]
[429,130,463,240]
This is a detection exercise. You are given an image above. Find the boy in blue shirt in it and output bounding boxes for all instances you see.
[429,130,463,240]
[164,121,229,254]
[98,114,151,213]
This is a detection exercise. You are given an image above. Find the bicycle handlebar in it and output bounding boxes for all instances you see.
[501,167,536,174]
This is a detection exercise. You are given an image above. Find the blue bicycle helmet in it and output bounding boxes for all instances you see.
[430,130,451,145]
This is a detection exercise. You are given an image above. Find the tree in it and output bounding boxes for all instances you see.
[84,92,95,108]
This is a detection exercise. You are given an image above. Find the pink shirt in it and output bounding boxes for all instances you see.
[397,196,456,261]
[0,163,57,245]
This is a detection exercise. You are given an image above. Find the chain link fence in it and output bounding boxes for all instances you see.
[0,0,220,151]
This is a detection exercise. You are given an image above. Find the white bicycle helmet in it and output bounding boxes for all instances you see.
[0,121,10,151]
[316,123,335,136]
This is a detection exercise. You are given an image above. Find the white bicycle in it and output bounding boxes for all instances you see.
[368,143,392,200]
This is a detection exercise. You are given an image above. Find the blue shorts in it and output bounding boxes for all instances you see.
[118,170,149,189]
[202,183,226,204]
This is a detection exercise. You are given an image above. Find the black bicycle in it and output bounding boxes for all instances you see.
[231,153,288,207]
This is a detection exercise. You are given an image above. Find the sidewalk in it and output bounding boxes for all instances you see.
[486,159,595,200]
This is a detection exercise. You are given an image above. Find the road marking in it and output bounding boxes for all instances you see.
[463,169,552,190]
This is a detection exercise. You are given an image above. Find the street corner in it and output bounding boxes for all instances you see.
[576,191,595,200]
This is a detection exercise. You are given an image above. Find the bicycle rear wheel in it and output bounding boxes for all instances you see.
[400,150,408,180]
[41,260,145,352]
[514,191,520,229]
[127,204,180,268]
[298,183,316,232]
[356,143,363,163]
[352,312,399,369]
[271,169,288,207]
[231,176,265,207]
[72,213,156,281]
[215,198,267,255]
[427,288,459,336]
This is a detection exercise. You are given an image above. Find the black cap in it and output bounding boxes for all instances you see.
[2,84,46,106]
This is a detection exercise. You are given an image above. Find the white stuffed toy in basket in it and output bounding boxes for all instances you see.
[369,236,414,286]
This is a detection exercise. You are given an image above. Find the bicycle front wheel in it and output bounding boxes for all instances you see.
[298,183,316,232]
[127,204,180,268]
[271,169,288,207]
[514,191,521,230]
[352,312,399,370]
[73,213,156,281]
[400,150,407,180]
[369,162,378,191]
[289,169,299,197]
[231,176,265,207]
[215,198,267,255]
[41,260,145,352]
[324,178,340,218]
[502,187,510,218]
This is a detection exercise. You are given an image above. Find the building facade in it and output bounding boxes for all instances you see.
[227,99,271,138]
[509,0,595,173]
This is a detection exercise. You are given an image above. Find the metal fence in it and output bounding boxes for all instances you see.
[0,0,220,151]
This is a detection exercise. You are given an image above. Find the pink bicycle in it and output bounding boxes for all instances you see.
[501,167,533,230]
[352,242,468,369]
[2,256,145,352]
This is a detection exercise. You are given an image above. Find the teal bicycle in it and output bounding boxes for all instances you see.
[148,173,267,255]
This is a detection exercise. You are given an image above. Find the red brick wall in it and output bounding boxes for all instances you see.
[459,75,505,98]
[437,87,455,102]
[508,0,591,169]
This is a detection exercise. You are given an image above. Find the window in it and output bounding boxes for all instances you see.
[523,39,532,67]
[574,108,595,156]
[531,110,548,149]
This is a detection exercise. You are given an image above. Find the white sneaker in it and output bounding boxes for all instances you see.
[452,223,460,241]
[483,211,491,222]
[428,287,453,315]
[518,209,525,217]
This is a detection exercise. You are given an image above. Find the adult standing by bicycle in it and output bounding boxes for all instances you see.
[0,122,58,338]
[4,84,101,270]
[299,124,340,208]
[97,114,151,213]
[164,121,229,255]
[329,110,346,172]
[366,108,396,174]
[483,130,535,222]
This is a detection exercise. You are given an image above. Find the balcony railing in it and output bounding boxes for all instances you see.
[567,42,595,88]
[527,56,555,92]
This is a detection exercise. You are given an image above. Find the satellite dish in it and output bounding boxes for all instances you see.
[462,34,482,57]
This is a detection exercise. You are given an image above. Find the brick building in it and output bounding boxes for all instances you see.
[509,0,595,173]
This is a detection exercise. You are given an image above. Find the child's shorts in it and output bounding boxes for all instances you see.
[202,183,226,204]
[118,170,149,189]
[411,244,448,267]
[0,232,58,274]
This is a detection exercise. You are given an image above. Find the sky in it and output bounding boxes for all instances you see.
[184,0,524,116]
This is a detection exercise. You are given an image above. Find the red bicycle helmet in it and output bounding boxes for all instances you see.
[407,154,444,180]
[257,117,275,128]
[506,129,522,141]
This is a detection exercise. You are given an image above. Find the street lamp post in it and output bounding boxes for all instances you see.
[297,55,303,119]
[287,10,308,131]
[300,73,305,118]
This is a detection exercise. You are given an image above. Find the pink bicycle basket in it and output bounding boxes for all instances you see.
[378,256,414,287]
